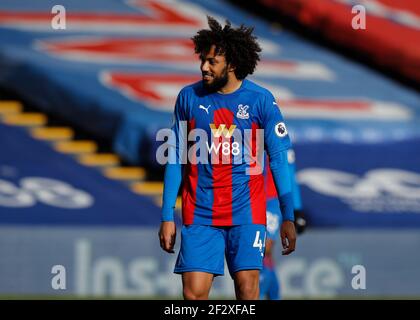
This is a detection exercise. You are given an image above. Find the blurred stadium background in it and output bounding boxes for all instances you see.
[0,0,419,299]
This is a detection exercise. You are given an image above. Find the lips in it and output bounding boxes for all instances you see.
[202,74,213,81]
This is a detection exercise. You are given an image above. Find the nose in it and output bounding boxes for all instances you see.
[201,61,209,73]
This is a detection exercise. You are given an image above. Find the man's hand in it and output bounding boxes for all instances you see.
[280,220,296,255]
[159,221,176,253]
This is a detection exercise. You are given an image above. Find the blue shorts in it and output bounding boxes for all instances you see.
[174,224,266,277]
[266,198,282,240]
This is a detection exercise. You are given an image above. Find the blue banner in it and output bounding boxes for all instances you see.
[0,226,419,298]
[0,123,162,226]
[295,141,420,227]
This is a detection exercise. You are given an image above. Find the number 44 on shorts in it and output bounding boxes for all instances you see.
[253,231,266,256]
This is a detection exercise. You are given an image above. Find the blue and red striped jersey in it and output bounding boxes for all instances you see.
[171,79,291,226]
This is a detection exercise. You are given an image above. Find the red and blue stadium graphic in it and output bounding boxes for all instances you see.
[257,0,420,84]
[0,0,419,228]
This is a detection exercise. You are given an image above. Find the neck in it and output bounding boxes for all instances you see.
[218,75,243,94]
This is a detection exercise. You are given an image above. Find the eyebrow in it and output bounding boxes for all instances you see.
[200,55,219,63]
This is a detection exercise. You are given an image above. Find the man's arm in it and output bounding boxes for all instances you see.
[261,93,296,255]
[158,91,186,253]
[159,162,182,253]
[269,150,296,255]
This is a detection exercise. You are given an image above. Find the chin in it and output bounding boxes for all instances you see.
[202,80,212,88]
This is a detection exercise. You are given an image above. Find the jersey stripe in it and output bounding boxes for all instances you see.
[249,122,266,224]
[212,108,234,225]
[182,118,197,224]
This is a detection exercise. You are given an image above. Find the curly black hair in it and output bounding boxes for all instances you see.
[191,16,262,80]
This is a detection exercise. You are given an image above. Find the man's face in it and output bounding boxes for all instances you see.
[200,45,229,92]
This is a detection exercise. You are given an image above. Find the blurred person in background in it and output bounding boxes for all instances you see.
[260,149,307,300]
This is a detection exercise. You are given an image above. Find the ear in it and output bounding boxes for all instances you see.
[227,63,235,73]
